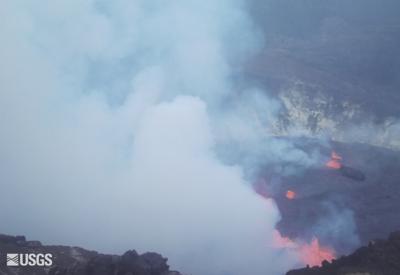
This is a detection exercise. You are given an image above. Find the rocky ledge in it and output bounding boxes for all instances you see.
[0,234,181,275]
[287,231,400,275]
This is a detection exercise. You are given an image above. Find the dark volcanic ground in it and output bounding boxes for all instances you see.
[258,140,400,256]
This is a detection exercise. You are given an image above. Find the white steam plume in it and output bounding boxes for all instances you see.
[0,1,311,274]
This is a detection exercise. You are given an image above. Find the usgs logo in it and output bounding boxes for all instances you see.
[6,253,53,267]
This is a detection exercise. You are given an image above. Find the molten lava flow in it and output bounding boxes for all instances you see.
[272,230,336,267]
[326,151,342,169]
[286,190,296,200]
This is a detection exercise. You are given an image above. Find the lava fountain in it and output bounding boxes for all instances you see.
[273,230,336,267]
[286,190,296,200]
[326,151,342,169]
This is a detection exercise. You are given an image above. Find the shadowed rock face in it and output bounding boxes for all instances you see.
[0,234,181,275]
[286,231,400,275]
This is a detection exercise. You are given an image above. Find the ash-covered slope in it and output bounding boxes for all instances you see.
[286,231,400,275]
[0,234,181,275]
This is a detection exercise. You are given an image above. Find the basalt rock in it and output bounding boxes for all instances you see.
[0,234,182,275]
[339,165,366,182]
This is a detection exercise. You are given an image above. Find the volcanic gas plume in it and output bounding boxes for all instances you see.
[0,1,327,275]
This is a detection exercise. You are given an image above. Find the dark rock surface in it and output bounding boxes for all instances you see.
[258,140,400,255]
[0,234,181,275]
[286,231,400,275]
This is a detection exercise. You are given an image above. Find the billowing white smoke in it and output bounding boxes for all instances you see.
[0,1,306,274]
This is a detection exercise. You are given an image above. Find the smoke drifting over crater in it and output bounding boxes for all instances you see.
[0,1,322,275]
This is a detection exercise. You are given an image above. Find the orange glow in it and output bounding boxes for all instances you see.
[272,230,336,267]
[326,151,342,169]
[299,238,336,267]
[286,190,296,200]
[331,151,342,160]
[326,160,342,169]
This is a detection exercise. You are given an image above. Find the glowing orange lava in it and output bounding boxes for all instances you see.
[272,230,336,267]
[299,238,336,267]
[331,151,342,160]
[326,151,342,169]
[286,190,296,200]
[326,159,342,169]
